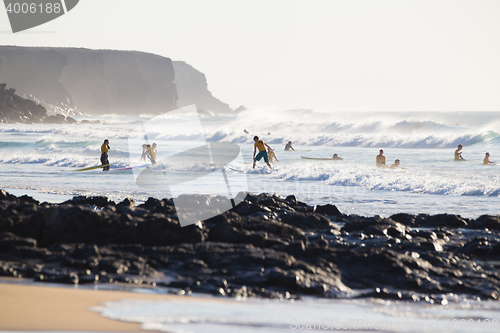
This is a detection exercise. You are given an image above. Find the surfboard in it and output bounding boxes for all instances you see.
[229,166,275,174]
[301,156,339,160]
[63,164,110,172]
[110,164,150,172]
[228,167,243,173]
[285,149,311,152]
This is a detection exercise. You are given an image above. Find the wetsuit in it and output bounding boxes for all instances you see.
[101,143,110,171]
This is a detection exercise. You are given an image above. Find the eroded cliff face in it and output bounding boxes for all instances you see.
[0,46,230,116]
[173,61,232,113]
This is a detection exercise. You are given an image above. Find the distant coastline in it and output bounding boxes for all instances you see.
[0,46,234,116]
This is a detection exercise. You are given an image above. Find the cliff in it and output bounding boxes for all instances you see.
[173,61,232,113]
[0,46,232,115]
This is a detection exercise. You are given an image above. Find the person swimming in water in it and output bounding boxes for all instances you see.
[285,141,295,151]
[455,144,466,161]
[376,149,386,167]
[267,147,279,163]
[100,139,110,171]
[332,154,343,160]
[253,136,273,169]
[390,159,405,169]
[483,152,495,165]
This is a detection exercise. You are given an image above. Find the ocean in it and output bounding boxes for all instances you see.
[90,292,500,333]
[2,108,500,333]
[1,109,499,218]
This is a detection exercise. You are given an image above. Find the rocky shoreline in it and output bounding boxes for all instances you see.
[0,84,76,124]
[0,190,499,302]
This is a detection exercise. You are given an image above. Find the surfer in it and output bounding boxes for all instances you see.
[483,152,494,165]
[332,154,343,160]
[253,136,273,169]
[285,141,295,151]
[149,143,157,164]
[454,144,466,161]
[268,148,279,163]
[376,149,386,167]
[140,144,148,161]
[244,129,249,134]
[100,139,110,171]
[390,159,405,169]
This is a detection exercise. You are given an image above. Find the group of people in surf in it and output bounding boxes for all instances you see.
[252,136,343,170]
[376,144,496,169]
[99,139,158,171]
[247,130,344,170]
[454,144,495,164]
[376,150,405,169]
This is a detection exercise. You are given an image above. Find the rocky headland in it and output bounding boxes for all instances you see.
[0,46,233,116]
[1,190,499,302]
[0,84,76,124]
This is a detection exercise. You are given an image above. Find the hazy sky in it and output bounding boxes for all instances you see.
[1,0,500,111]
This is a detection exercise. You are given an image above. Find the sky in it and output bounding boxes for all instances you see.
[1,0,500,111]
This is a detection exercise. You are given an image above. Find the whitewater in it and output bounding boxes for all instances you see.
[1,109,500,218]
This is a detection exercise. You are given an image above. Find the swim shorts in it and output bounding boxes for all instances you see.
[255,150,269,163]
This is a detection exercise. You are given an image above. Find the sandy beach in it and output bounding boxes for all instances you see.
[0,279,181,332]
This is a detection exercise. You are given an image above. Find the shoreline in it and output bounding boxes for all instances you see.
[1,189,499,303]
[0,281,167,332]
[0,278,238,332]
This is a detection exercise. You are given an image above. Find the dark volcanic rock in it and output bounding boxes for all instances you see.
[315,204,341,216]
[0,190,499,302]
[471,215,500,230]
[0,84,76,124]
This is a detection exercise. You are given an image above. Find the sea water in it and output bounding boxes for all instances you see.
[1,109,500,218]
[2,110,500,332]
[90,294,500,333]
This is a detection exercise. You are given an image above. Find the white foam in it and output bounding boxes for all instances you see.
[91,296,500,333]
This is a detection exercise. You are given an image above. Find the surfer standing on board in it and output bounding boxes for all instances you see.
[253,136,273,169]
[376,149,386,168]
[455,144,466,161]
[100,139,110,171]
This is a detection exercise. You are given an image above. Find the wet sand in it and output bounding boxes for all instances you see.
[0,280,181,332]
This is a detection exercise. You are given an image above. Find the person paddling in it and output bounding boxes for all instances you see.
[285,141,295,151]
[454,144,466,161]
[483,152,495,165]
